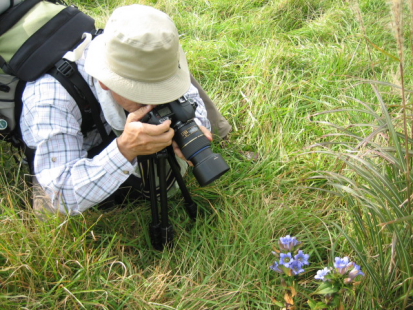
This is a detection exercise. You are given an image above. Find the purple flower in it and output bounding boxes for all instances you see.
[294,250,310,266]
[280,253,294,268]
[334,257,354,274]
[315,267,331,281]
[290,260,305,275]
[270,261,284,274]
[279,235,301,251]
[334,256,351,268]
[348,264,365,280]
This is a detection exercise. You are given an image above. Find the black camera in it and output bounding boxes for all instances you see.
[141,96,230,186]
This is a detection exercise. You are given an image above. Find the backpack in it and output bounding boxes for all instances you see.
[0,0,110,174]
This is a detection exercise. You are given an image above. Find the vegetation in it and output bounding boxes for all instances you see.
[1,0,413,308]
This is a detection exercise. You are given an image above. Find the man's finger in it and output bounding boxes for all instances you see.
[126,105,153,123]
[127,120,172,136]
[199,125,213,141]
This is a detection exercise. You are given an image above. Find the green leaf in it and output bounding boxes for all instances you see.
[273,300,285,307]
[313,282,339,295]
[307,299,330,310]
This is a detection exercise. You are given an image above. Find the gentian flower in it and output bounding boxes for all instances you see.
[294,250,310,266]
[270,261,284,274]
[290,260,305,275]
[348,263,365,280]
[334,257,354,275]
[279,235,301,251]
[314,267,331,281]
[280,253,294,268]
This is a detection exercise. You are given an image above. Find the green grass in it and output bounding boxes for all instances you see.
[1,0,413,309]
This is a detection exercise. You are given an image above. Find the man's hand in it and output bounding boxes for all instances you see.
[116,105,175,162]
[172,125,213,166]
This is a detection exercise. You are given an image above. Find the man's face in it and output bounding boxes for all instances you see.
[99,81,152,113]
[110,89,149,113]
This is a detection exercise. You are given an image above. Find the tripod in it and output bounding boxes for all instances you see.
[140,145,198,250]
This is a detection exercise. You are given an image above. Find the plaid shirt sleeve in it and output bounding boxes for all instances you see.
[21,74,136,215]
[186,84,211,130]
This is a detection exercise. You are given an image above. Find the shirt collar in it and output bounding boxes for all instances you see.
[94,80,127,131]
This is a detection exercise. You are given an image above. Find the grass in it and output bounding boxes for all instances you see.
[1,0,413,309]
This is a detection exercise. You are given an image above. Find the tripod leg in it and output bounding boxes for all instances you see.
[157,155,174,247]
[147,158,163,250]
[167,147,198,220]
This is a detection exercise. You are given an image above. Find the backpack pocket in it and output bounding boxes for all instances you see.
[0,74,18,134]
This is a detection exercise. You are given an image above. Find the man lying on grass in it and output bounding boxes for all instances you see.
[21,4,230,215]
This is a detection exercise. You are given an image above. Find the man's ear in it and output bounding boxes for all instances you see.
[99,81,110,90]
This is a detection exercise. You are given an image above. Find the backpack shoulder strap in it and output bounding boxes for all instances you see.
[12,79,37,175]
[48,59,110,142]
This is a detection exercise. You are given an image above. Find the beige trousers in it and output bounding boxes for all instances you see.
[190,75,232,139]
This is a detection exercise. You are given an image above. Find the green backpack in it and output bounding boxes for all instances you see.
[0,0,110,173]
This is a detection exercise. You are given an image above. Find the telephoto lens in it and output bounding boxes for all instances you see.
[173,120,229,186]
[141,96,230,186]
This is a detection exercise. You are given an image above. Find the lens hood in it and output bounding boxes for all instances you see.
[193,153,230,186]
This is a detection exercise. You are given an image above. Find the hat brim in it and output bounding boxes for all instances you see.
[84,35,191,105]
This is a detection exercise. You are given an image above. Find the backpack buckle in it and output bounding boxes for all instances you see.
[92,28,104,39]
[0,84,10,92]
[56,59,74,77]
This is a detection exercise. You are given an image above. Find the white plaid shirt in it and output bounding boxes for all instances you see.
[20,47,210,215]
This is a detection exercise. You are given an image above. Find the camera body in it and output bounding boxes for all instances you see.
[141,96,229,186]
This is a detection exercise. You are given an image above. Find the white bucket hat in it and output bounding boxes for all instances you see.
[85,4,190,105]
